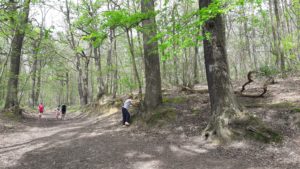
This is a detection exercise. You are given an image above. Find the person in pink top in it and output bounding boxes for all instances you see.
[38,103,44,120]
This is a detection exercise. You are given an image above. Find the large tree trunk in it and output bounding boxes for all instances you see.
[141,0,162,111]
[199,0,242,142]
[5,0,31,109]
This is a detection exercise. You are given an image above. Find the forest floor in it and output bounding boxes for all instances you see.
[1,76,300,169]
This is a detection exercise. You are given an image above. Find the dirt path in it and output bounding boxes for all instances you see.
[0,108,300,169]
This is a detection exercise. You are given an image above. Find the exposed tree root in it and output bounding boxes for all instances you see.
[240,71,275,97]
[203,111,282,144]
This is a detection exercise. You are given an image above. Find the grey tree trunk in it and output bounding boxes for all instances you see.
[112,30,118,99]
[273,0,285,72]
[106,29,113,94]
[65,0,86,105]
[31,53,38,107]
[194,41,200,84]
[82,58,90,105]
[126,29,142,96]
[95,47,105,100]
[141,0,162,111]
[5,0,31,109]
[34,60,42,104]
[199,0,242,142]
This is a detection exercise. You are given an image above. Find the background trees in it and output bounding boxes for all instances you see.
[0,0,298,114]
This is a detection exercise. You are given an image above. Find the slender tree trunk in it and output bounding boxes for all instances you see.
[65,0,86,105]
[112,30,118,98]
[66,72,69,104]
[242,5,253,69]
[82,57,90,105]
[172,5,179,85]
[106,29,113,94]
[77,55,85,106]
[252,28,258,70]
[95,47,105,99]
[274,0,285,72]
[194,41,200,84]
[126,29,142,96]
[34,60,42,104]
[31,53,38,107]
[199,0,242,142]
[5,0,31,109]
[141,0,162,111]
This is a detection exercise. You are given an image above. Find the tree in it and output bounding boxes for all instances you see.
[5,0,31,109]
[199,0,242,142]
[141,0,162,111]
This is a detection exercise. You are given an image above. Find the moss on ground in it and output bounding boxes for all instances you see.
[267,102,295,109]
[191,108,201,115]
[291,108,300,113]
[162,96,187,104]
[2,108,23,121]
[145,107,177,127]
[231,115,283,143]
[132,107,177,127]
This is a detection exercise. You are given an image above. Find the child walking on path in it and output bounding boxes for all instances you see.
[56,105,61,120]
[38,103,44,120]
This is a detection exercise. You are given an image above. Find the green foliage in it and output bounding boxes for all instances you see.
[259,65,279,76]
[102,10,152,29]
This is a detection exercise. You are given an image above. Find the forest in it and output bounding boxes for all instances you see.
[0,0,300,168]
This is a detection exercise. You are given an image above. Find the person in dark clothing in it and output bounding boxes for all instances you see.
[122,95,133,126]
[61,104,67,120]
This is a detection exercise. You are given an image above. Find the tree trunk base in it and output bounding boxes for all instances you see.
[203,111,282,144]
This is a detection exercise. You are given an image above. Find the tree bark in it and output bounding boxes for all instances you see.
[34,60,42,104]
[199,0,242,142]
[112,30,118,99]
[141,0,162,111]
[273,0,285,72]
[126,29,142,97]
[193,41,200,84]
[95,47,105,100]
[65,0,86,105]
[5,0,31,109]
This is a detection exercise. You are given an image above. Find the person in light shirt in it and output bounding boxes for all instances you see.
[122,95,133,126]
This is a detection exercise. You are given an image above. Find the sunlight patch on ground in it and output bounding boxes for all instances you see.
[272,92,300,103]
[247,167,282,169]
[169,144,196,156]
[132,160,162,169]
[181,144,208,153]
[0,142,47,168]
[227,141,250,149]
[154,146,165,154]
[96,107,119,120]
[124,151,153,159]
